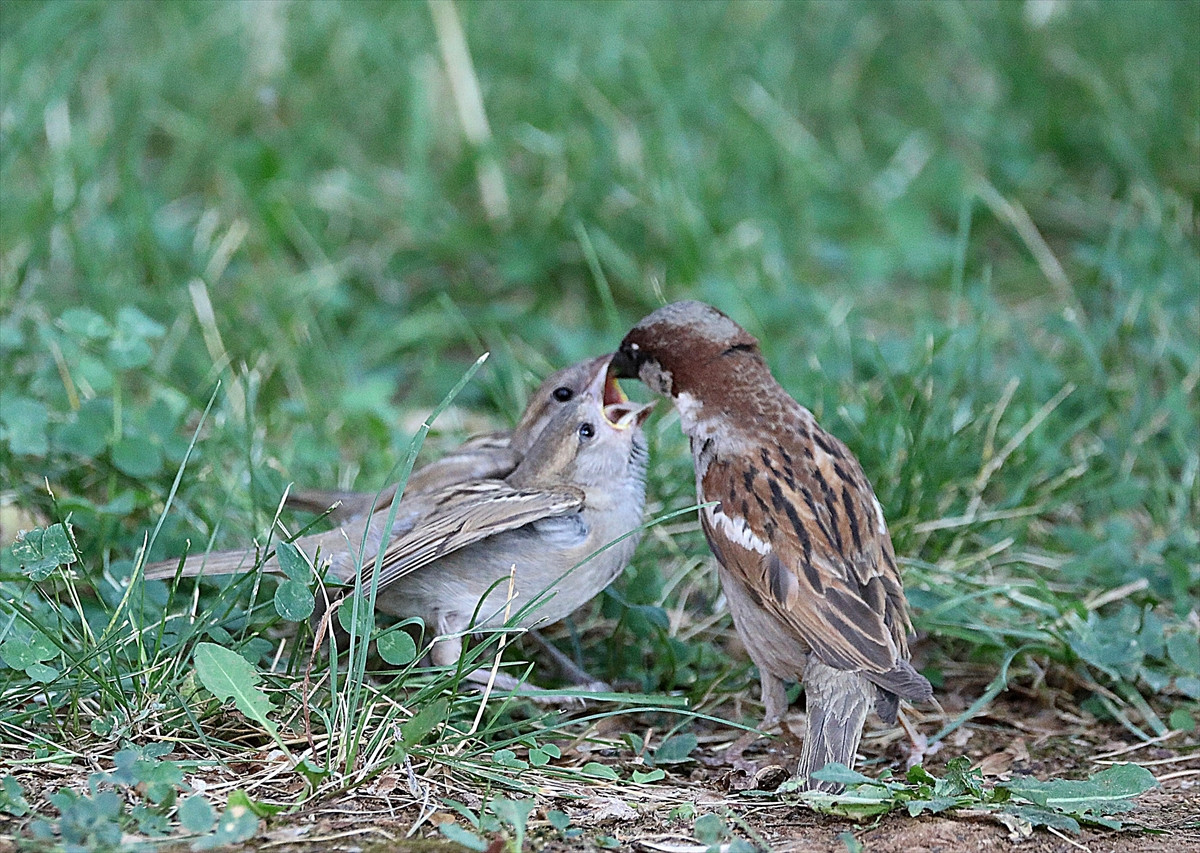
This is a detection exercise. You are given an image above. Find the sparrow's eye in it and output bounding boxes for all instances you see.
[552,387,574,402]
[578,422,595,440]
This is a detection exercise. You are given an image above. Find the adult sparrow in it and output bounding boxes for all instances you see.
[284,356,616,521]
[145,359,652,696]
[610,300,931,790]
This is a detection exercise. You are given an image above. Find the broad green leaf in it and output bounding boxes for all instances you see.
[1002,804,1081,834]
[0,395,48,456]
[178,795,215,833]
[228,789,285,817]
[75,353,114,393]
[1168,708,1196,731]
[652,732,697,765]
[838,831,865,853]
[488,797,536,850]
[193,799,259,849]
[1177,676,1200,699]
[528,742,561,767]
[273,580,314,622]
[440,823,488,852]
[107,333,153,370]
[0,633,56,669]
[53,399,110,457]
[632,768,666,783]
[111,437,163,477]
[809,762,877,787]
[58,307,111,339]
[116,306,165,339]
[907,797,960,816]
[9,523,77,579]
[1167,631,1200,674]
[799,788,895,819]
[25,663,59,683]
[493,749,528,770]
[295,758,329,787]
[693,813,727,843]
[1004,763,1156,814]
[400,698,447,747]
[376,631,417,666]
[582,762,619,780]
[1,776,31,817]
[336,593,374,638]
[275,542,311,583]
[192,643,277,735]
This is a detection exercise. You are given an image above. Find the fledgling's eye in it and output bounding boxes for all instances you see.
[552,387,574,402]
[578,422,595,440]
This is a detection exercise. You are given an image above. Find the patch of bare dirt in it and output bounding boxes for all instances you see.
[2,694,1196,852]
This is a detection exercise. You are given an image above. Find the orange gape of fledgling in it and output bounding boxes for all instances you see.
[611,300,931,792]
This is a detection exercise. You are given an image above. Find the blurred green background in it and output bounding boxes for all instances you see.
[2,0,1198,718]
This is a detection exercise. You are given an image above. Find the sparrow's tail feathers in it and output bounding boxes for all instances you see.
[142,546,278,582]
[865,659,933,723]
[797,659,874,793]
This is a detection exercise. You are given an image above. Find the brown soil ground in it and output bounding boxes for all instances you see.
[2,693,1197,852]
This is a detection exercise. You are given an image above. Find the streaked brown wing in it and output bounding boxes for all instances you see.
[700,437,911,677]
[362,480,585,589]
[404,433,520,495]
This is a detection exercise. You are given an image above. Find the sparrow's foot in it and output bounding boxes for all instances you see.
[526,631,613,692]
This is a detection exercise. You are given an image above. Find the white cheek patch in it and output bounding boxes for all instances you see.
[676,391,721,441]
[708,507,772,556]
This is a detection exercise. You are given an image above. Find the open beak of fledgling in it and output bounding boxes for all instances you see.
[589,354,654,430]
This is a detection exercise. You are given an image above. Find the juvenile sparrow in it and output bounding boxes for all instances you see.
[145,358,652,695]
[284,356,616,520]
[610,301,931,790]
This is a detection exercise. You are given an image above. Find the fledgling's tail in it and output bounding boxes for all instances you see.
[140,510,402,584]
[142,543,283,582]
[797,658,875,793]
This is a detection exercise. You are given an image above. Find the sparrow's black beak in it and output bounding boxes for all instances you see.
[609,343,641,379]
